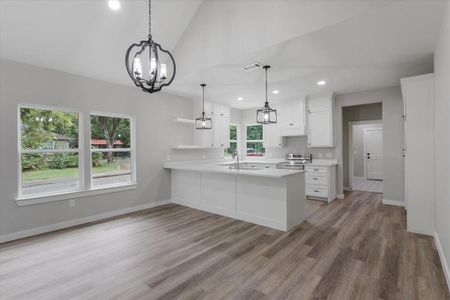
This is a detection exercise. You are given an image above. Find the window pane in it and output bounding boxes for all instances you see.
[224,142,237,157]
[21,153,79,195]
[230,125,237,140]
[90,115,131,149]
[246,125,263,140]
[92,151,132,187]
[20,107,79,150]
[246,142,265,157]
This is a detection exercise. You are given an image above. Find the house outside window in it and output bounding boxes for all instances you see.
[224,124,239,157]
[246,124,265,157]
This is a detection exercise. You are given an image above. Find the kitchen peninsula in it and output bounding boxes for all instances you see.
[164,160,306,231]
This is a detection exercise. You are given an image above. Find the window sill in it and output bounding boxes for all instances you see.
[16,183,138,206]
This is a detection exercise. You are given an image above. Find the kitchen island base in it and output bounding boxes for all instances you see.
[171,170,306,231]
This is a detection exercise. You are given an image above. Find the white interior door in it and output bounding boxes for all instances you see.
[364,128,383,180]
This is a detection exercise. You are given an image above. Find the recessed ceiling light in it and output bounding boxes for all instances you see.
[317,80,326,86]
[272,90,279,94]
[237,97,244,101]
[108,0,121,11]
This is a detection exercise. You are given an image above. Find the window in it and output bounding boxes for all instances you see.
[19,106,80,196]
[246,124,265,157]
[224,124,239,157]
[90,114,133,188]
[18,105,136,201]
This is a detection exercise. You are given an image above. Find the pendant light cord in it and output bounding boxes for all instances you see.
[148,0,152,39]
[201,84,206,115]
[264,66,270,105]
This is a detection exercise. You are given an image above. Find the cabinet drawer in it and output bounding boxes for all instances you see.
[306,185,328,198]
[306,173,328,185]
[305,166,328,173]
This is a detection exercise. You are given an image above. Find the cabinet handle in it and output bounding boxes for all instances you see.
[313,178,318,180]
[289,123,294,126]
[314,168,319,171]
[314,190,319,193]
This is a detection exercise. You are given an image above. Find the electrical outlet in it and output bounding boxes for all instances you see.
[69,200,76,208]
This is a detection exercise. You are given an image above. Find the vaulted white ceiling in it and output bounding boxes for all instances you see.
[0,0,446,109]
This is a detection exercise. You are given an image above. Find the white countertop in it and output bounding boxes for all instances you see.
[164,160,303,178]
[163,159,337,178]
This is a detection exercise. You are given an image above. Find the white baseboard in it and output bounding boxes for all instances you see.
[337,193,345,199]
[0,200,171,244]
[382,199,405,207]
[435,232,450,292]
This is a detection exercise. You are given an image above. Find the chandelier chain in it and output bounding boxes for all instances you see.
[148,0,152,38]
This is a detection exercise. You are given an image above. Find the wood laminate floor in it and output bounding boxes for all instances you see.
[0,192,449,300]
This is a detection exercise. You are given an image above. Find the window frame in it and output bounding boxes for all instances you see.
[225,123,240,158]
[245,123,265,158]
[16,104,137,205]
[88,111,137,190]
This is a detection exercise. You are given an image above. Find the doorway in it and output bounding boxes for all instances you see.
[349,121,383,193]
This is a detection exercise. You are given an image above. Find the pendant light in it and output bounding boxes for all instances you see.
[125,0,176,93]
[256,65,277,124]
[196,84,212,130]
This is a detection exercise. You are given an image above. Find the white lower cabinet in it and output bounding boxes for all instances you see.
[170,170,306,231]
[305,165,337,202]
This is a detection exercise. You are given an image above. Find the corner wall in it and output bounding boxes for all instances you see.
[434,1,450,287]
[0,59,194,237]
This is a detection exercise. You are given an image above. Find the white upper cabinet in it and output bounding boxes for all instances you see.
[212,103,230,118]
[278,98,306,136]
[306,94,335,147]
[213,114,230,148]
[263,111,284,148]
[193,101,230,148]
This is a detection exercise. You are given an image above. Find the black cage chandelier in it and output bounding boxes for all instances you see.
[196,84,212,130]
[256,65,277,124]
[125,0,176,93]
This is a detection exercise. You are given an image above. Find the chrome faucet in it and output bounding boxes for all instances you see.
[231,150,240,169]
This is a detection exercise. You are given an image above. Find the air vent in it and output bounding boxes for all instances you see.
[243,62,263,72]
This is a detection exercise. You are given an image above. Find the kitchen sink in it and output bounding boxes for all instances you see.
[220,163,264,170]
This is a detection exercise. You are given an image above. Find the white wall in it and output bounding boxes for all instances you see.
[335,87,404,201]
[434,1,450,284]
[0,59,194,237]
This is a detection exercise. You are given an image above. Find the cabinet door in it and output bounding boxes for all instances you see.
[263,123,283,148]
[308,96,330,113]
[279,99,305,136]
[308,110,332,147]
[213,115,230,148]
[194,127,213,147]
[212,103,230,118]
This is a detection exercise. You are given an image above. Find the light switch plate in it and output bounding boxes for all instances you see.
[69,200,76,208]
